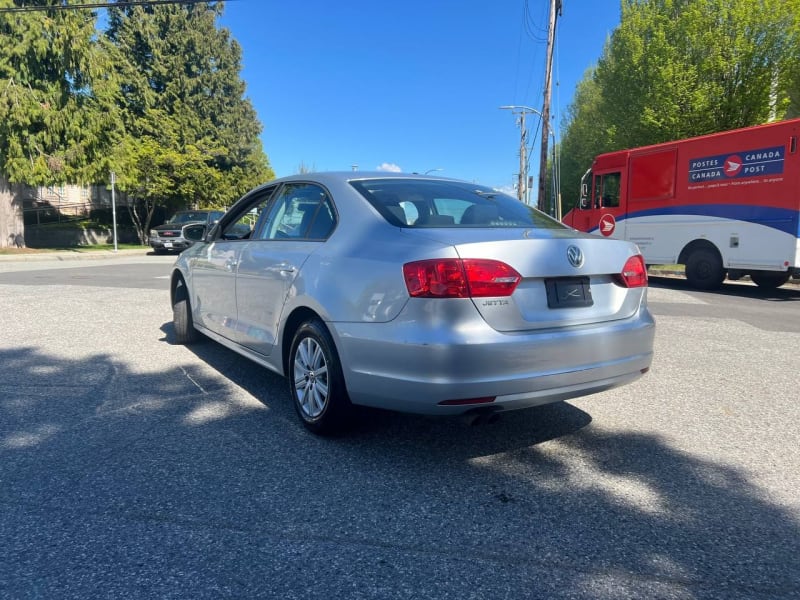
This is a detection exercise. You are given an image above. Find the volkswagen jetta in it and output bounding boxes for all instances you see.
[170,172,654,434]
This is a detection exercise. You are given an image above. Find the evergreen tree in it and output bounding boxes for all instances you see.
[106,1,272,242]
[0,0,120,248]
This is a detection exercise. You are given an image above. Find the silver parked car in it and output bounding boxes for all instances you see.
[171,172,654,434]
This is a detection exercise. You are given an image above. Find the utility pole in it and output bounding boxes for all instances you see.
[517,111,527,202]
[537,0,561,213]
[110,170,118,253]
[499,105,542,203]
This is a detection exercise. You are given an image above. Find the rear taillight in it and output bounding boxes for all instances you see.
[615,255,648,288]
[403,259,521,298]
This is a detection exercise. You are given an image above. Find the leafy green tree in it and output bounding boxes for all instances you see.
[558,68,613,211]
[559,0,800,214]
[598,0,797,146]
[106,1,272,242]
[785,3,800,118]
[0,0,120,247]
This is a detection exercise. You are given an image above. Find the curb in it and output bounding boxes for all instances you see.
[0,248,153,262]
[648,268,800,287]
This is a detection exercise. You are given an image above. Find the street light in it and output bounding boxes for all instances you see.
[499,106,543,203]
[423,168,443,175]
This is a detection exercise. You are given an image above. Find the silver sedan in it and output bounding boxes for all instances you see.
[171,172,655,434]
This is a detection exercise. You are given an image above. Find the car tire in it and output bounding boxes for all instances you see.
[172,278,199,344]
[750,270,790,289]
[685,249,725,290]
[289,319,352,435]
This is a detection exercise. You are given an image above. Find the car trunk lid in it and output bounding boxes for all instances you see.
[402,227,646,332]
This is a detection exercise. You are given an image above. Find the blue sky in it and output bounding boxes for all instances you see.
[218,0,621,193]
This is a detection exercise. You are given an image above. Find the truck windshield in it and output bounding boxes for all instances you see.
[168,212,209,224]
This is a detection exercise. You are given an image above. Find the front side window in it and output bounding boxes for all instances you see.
[350,179,565,230]
[220,190,275,240]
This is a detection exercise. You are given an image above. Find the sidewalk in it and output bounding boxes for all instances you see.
[0,248,152,262]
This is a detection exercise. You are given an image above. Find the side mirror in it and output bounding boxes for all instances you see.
[182,223,207,242]
[579,183,589,209]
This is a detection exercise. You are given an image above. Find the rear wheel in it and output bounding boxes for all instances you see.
[685,249,725,290]
[172,278,199,344]
[289,319,352,435]
[750,270,790,289]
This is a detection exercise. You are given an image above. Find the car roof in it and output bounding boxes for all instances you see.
[243,171,467,197]
[281,171,453,183]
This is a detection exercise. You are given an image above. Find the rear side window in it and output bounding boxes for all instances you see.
[350,179,565,229]
[258,183,336,240]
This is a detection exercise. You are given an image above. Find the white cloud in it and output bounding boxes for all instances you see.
[376,162,402,172]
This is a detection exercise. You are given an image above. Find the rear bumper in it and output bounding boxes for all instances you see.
[332,306,655,415]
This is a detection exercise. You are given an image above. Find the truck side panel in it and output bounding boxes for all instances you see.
[565,119,800,278]
[625,120,800,270]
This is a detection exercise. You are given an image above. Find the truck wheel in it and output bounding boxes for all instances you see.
[289,319,352,435]
[685,249,725,290]
[750,271,790,289]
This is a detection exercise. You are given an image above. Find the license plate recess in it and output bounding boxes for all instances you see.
[545,277,593,309]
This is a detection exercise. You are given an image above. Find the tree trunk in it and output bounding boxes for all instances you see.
[0,177,26,249]
[127,197,157,245]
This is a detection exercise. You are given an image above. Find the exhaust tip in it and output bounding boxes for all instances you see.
[460,409,502,426]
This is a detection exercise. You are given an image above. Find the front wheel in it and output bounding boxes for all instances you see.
[288,319,352,435]
[685,249,725,290]
[750,270,790,289]
[172,278,200,344]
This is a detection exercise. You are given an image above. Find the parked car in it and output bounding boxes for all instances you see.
[149,209,224,254]
[170,172,655,434]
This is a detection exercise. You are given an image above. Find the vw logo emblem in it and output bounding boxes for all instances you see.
[567,245,584,268]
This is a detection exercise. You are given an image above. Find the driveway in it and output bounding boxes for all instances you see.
[0,256,798,599]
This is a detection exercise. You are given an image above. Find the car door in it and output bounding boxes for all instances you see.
[188,189,275,340]
[235,182,336,356]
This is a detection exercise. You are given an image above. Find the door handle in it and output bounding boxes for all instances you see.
[264,263,296,274]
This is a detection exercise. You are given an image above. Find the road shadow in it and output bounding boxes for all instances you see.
[1,344,798,598]
[158,320,595,450]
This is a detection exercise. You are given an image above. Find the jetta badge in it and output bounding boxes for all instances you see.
[567,245,584,268]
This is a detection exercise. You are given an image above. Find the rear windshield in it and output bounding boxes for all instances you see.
[350,179,565,229]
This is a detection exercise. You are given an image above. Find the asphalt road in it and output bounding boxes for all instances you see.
[0,255,798,599]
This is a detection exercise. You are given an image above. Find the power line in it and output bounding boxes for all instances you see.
[0,0,233,13]
[523,0,548,43]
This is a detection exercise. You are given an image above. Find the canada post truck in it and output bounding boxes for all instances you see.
[562,119,800,289]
